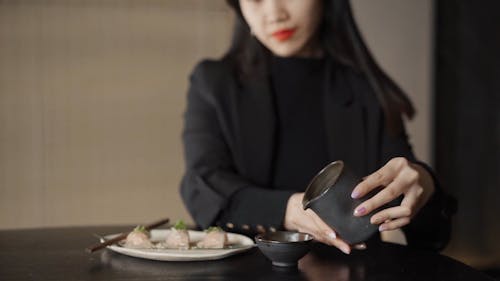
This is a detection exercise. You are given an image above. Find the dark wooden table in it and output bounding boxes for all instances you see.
[0,225,494,281]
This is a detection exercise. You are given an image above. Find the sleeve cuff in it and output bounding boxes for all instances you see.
[216,187,296,234]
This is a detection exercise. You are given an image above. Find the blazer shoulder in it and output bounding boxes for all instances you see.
[188,59,237,106]
[190,58,234,88]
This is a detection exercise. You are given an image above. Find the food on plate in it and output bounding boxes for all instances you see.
[197,226,228,249]
[121,221,232,251]
[165,220,190,249]
[124,225,153,249]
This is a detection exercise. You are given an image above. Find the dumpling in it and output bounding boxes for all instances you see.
[165,220,190,250]
[124,226,153,249]
[197,227,228,249]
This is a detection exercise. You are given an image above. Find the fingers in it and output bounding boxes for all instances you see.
[400,184,424,214]
[351,158,403,199]
[369,183,422,223]
[370,206,411,224]
[306,210,352,254]
[353,166,419,217]
[350,158,424,235]
[326,235,351,255]
[379,217,410,231]
[297,209,328,237]
[286,194,353,254]
[370,184,423,232]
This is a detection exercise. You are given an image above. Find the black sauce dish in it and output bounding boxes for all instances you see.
[255,231,313,267]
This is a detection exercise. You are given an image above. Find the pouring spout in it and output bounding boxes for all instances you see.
[302,198,311,210]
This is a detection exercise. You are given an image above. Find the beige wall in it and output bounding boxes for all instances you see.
[0,0,432,229]
[0,0,233,229]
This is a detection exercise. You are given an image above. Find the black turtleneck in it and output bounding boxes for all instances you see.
[270,56,330,191]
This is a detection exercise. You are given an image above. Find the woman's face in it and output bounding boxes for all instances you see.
[239,0,323,57]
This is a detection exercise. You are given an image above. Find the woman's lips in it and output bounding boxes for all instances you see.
[272,28,296,42]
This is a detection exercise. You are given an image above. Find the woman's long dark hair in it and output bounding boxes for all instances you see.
[225,0,415,135]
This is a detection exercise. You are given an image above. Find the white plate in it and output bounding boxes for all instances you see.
[103,229,255,261]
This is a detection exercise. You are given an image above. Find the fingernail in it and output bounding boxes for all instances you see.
[379,225,387,232]
[341,245,351,254]
[354,207,366,216]
[354,243,367,250]
[351,190,360,199]
[328,231,336,240]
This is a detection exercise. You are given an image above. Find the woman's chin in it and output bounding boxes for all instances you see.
[266,43,319,58]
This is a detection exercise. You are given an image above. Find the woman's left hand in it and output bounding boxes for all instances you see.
[350,157,435,232]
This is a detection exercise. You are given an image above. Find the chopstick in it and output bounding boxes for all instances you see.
[85,217,170,253]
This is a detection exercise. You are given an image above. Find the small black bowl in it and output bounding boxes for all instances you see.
[255,231,313,267]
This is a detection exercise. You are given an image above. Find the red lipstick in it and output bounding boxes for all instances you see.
[272,28,296,42]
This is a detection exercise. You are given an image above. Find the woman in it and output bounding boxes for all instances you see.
[180,0,454,254]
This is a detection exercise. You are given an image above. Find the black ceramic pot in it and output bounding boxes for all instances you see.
[302,160,401,245]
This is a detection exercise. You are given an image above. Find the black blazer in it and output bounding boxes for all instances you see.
[180,58,454,251]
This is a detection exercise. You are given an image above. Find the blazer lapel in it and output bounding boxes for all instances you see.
[235,74,276,185]
[323,60,368,177]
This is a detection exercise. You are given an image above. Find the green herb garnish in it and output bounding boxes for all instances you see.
[173,220,187,230]
[205,226,222,233]
[133,225,147,233]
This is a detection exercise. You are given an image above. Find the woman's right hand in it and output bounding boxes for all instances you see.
[283,193,352,254]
